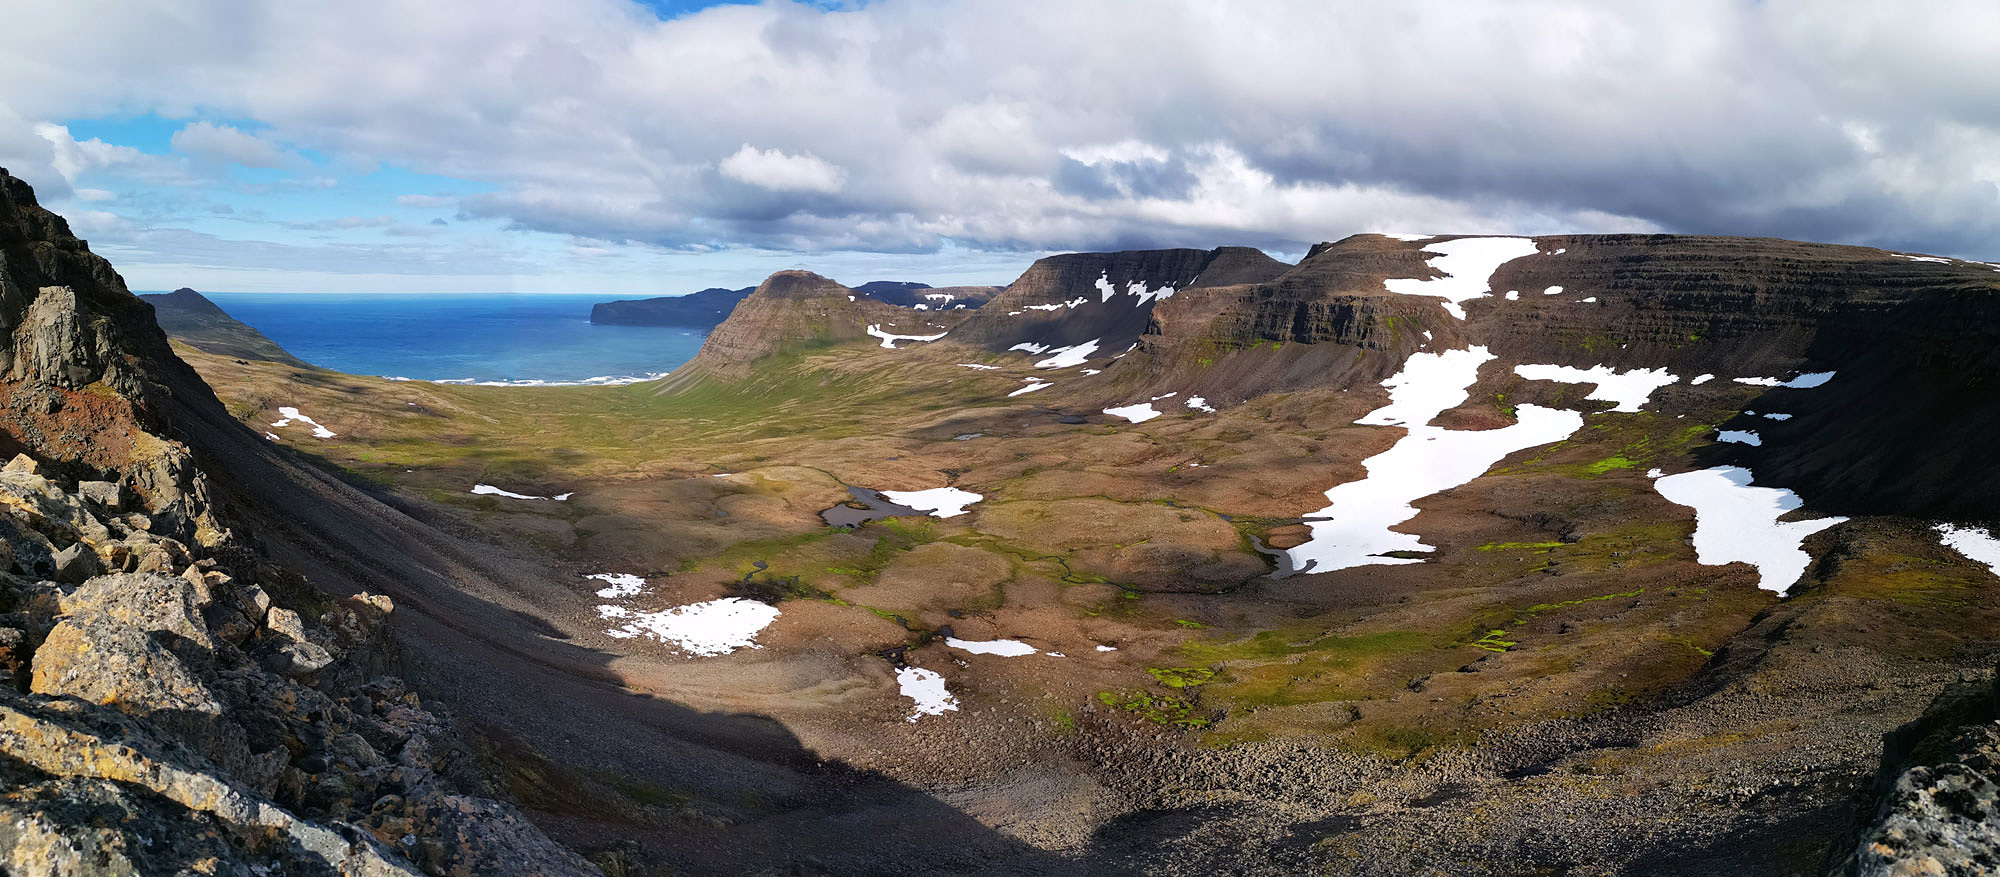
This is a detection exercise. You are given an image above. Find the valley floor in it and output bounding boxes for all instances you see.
[178,341,2000,875]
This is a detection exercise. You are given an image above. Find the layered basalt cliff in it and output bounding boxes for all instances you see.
[0,168,594,875]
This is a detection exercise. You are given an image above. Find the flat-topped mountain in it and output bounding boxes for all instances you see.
[589,285,755,328]
[140,287,310,367]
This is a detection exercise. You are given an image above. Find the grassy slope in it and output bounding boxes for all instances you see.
[175,338,2000,767]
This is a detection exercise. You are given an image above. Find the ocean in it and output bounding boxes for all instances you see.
[194,293,709,385]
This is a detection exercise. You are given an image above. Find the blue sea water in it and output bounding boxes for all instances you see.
[191,293,709,385]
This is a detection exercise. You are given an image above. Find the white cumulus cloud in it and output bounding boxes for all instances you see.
[718,144,848,194]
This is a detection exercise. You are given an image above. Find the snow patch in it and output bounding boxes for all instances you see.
[1581,297,1598,303]
[1035,339,1100,369]
[1734,372,1836,389]
[1024,297,1088,311]
[1186,396,1217,413]
[1937,524,2000,576]
[1285,346,1585,574]
[958,363,1001,370]
[1691,374,1716,385]
[945,637,1037,657]
[587,573,646,599]
[603,598,781,656]
[1763,413,1793,421]
[1009,379,1051,397]
[1504,290,1519,301]
[471,484,568,501]
[867,324,949,349]
[1382,237,1537,320]
[1512,364,1679,414]
[1008,342,1051,355]
[270,407,336,438]
[1543,286,1563,295]
[1094,272,1177,306]
[1095,645,1118,652]
[1653,467,1846,592]
[897,667,958,721]
[1103,403,1162,423]
[1380,233,1433,241]
[880,487,983,518]
[1717,430,1762,446]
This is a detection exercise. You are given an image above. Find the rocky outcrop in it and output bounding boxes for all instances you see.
[1830,667,2000,876]
[0,168,597,875]
[140,287,310,367]
[588,285,754,328]
[0,171,232,551]
[0,456,596,875]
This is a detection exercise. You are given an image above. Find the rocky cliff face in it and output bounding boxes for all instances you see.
[0,168,595,875]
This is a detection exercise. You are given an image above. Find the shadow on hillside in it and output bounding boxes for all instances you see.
[175,385,1090,874]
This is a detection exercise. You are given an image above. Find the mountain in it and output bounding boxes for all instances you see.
[589,280,1000,330]
[140,287,311,367]
[588,285,755,328]
[950,246,1291,356]
[673,269,969,379]
[849,280,1001,310]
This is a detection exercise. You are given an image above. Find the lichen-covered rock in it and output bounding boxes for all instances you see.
[1834,671,2000,876]
[0,693,424,876]
[49,541,100,584]
[75,479,120,510]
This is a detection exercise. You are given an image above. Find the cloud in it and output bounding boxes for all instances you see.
[0,0,1995,268]
[397,194,458,208]
[718,144,848,193]
[170,121,296,169]
[283,215,395,231]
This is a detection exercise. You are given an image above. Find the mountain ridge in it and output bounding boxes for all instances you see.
[140,287,311,367]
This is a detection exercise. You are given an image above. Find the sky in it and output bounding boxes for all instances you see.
[1,0,1996,294]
